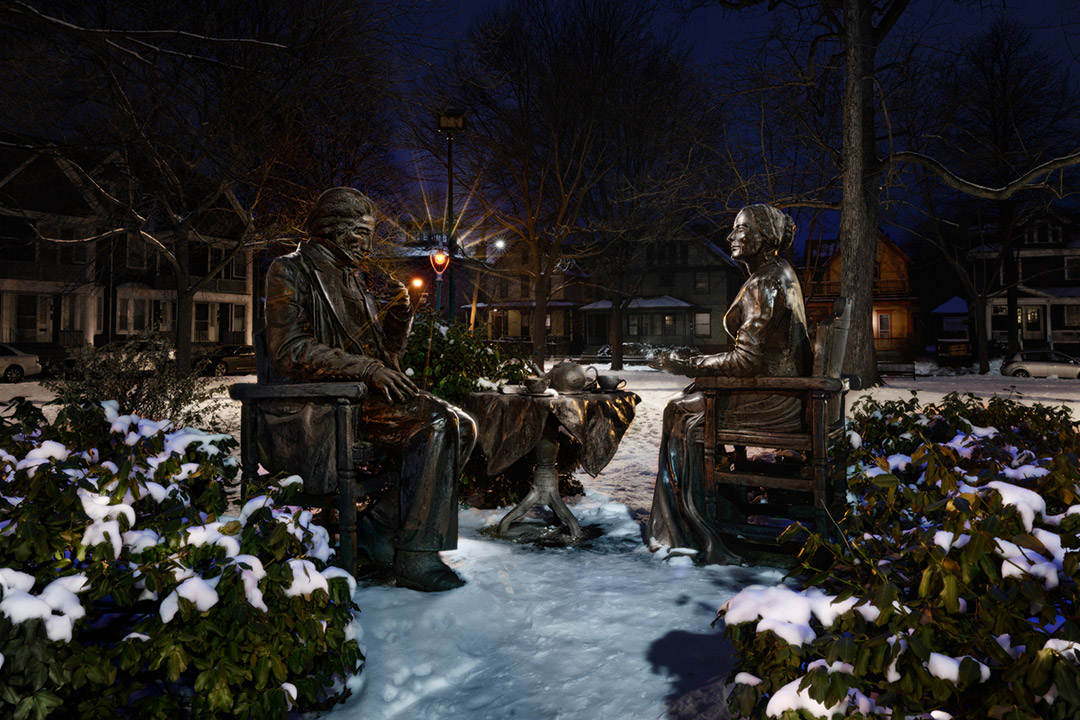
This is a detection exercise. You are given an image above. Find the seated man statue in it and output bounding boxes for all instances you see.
[264,186,477,592]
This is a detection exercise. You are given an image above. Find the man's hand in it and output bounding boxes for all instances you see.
[370,367,419,404]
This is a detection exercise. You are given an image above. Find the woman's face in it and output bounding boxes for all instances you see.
[728,209,764,261]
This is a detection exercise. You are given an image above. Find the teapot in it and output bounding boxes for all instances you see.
[545,360,597,393]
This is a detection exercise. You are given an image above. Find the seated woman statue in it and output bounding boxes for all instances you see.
[647,204,811,565]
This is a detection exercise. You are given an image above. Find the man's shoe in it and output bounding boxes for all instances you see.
[393,550,465,592]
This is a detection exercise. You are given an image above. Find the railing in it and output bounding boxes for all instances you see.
[813,278,909,296]
[873,336,919,355]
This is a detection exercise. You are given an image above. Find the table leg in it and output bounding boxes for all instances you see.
[497,428,583,540]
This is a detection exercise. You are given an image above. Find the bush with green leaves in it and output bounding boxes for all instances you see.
[401,311,531,405]
[43,335,223,430]
[719,391,1080,719]
[0,398,362,719]
[400,312,581,507]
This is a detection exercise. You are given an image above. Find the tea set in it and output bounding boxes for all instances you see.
[507,360,626,396]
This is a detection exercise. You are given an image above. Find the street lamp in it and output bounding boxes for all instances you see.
[430,246,450,313]
[437,110,466,322]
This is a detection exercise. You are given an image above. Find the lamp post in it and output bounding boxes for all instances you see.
[430,246,449,313]
[437,110,465,322]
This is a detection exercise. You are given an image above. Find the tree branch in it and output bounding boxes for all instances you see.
[887,149,1080,199]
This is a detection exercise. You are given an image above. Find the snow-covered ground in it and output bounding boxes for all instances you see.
[4,366,1080,719]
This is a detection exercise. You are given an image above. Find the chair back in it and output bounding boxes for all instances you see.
[253,330,291,384]
[811,297,851,379]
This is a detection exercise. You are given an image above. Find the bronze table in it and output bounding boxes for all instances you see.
[462,389,640,539]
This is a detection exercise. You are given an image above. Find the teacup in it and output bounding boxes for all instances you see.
[523,376,549,394]
[597,375,626,391]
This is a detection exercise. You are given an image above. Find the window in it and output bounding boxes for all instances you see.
[1066,306,1080,327]
[127,238,149,270]
[992,305,1008,316]
[627,314,639,336]
[195,303,212,342]
[60,296,82,331]
[694,312,711,337]
[117,298,130,332]
[694,273,709,293]
[1067,258,1080,281]
[1026,224,1061,245]
[232,304,246,333]
[497,278,509,299]
[152,300,175,331]
[519,277,529,297]
[877,313,891,339]
[663,314,676,335]
[230,253,247,280]
[132,299,147,332]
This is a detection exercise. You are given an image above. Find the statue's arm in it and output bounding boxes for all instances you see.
[692,278,777,377]
[264,259,385,382]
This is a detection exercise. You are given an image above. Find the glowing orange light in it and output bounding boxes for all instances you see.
[411,278,424,289]
[430,248,450,275]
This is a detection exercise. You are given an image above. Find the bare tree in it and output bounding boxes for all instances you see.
[0,0,407,369]
[687,0,1080,385]
[425,0,686,367]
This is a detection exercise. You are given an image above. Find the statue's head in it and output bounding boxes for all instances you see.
[305,187,376,260]
[728,204,794,262]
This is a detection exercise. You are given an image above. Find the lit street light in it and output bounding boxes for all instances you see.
[430,246,450,313]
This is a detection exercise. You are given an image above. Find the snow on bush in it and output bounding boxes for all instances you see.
[719,392,1080,719]
[0,398,362,719]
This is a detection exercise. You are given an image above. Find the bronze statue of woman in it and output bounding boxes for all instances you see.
[647,204,811,564]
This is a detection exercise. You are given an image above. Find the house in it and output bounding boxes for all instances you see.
[931,296,972,365]
[578,235,740,354]
[0,139,253,364]
[968,208,1080,354]
[802,232,921,361]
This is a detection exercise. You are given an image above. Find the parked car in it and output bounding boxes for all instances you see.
[0,343,43,382]
[1000,350,1080,379]
[199,345,256,376]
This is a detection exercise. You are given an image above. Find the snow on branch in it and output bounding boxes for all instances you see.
[888,149,1080,200]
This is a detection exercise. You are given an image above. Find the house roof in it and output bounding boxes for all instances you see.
[932,296,969,314]
[579,295,694,311]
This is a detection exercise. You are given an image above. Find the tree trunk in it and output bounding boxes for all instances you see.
[610,297,625,372]
[173,226,193,373]
[974,295,990,373]
[838,0,881,386]
[1000,199,1020,353]
[531,270,551,369]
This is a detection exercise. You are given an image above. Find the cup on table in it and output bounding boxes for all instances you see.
[524,376,549,394]
[596,375,626,392]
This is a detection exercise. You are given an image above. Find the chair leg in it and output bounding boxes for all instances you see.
[335,401,357,572]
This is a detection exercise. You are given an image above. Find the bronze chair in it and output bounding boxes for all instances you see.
[692,297,853,541]
[228,333,395,571]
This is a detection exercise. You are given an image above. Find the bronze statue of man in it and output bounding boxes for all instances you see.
[264,187,476,592]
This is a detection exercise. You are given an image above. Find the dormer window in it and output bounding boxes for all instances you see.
[1025,223,1061,244]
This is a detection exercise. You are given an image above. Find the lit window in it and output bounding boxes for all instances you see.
[694,312,711,336]
[663,314,676,335]
[877,313,891,339]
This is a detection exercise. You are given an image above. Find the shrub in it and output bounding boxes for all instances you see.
[0,398,362,719]
[43,335,223,430]
[401,311,531,405]
[402,312,557,506]
[719,392,1080,719]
